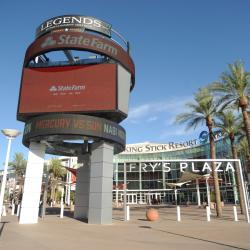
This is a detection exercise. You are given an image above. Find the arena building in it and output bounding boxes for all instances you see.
[112,131,249,206]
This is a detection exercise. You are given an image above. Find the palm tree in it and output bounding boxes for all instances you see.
[238,137,249,161]
[9,152,27,177]
[209,61,250,153]
[238,137,250,176]
[215,110,245,214]
[47,158,66,204]
[176,88,223,217]
[8,153,27,199]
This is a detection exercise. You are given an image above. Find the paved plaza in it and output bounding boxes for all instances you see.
[0,205,250,250]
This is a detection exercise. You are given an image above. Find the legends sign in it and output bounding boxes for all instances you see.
[36,15,112,38]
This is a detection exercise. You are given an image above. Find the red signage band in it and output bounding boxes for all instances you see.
[18,64,117,115]
[24,31,135,88]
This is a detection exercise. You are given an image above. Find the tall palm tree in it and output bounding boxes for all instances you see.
[48,158,66,203]
[9,153,27,177]
[215,110,245,214]
[176,88,222,217]
[209,61,250,153]
[238,137,250,176]
[238,137,249,161]
[8,153,27,199]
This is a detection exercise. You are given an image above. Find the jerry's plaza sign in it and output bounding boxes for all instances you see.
[125,160,237,173]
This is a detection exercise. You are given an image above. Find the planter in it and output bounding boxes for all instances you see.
[210,202,215,209]
[146,208,159,221]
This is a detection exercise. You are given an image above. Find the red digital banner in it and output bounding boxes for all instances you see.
[18,64,117,114]
[24,31,135,89]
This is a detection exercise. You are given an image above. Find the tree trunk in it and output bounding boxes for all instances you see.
[208,125,222,217]
[241,107,250,156]
[41,172,49,218]
[231,138,245,214]
[51,182,56,204]
[241,107,250,183]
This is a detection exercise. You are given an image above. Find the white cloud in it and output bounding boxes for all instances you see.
[127,96,193,124]
[147,116,158,122]
[158,126,196,140]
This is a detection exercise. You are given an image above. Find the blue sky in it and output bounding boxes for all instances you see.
[1,0,250,168]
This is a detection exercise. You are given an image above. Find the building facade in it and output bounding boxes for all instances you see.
[112,132,248,205]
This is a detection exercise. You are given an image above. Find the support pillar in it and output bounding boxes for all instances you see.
[19,142,45,224]
[115,162,118,206]
[196,179,201,207]
[88,141,114,224]
[74,154,90,220]
[206,177,211,208]
[139,162,143,204]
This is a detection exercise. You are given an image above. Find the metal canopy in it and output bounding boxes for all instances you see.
[179,171,208,183]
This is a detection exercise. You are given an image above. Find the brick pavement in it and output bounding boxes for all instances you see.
[0,205,250,250]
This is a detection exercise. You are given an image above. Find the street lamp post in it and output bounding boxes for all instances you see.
[0,129,21,221]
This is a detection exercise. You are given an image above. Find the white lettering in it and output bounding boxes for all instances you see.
[225,162,235,172]
[53,18,62,25]
[180,162,188,172]
[72,16,82,24]
[215,162,223,172]
[63,16,71,24]
[201,162,212,172]
[58,34,66,44]
[141,163,147,172]
[56,35,117,55]
[129,163,137,172]
[191,162,200,173]
[150,163,158,172]
[163,162,171,172]
[94,19,101,28]
[47,20,53,28]
[83,17,93,25]
[38,16,111,38]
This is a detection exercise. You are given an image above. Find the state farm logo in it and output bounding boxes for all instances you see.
[40,34,117,55]
[49,86,58,92]
[49,85,86,93]
[41,36,57,48]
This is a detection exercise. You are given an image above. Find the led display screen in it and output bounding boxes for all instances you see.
[18,64,117,116]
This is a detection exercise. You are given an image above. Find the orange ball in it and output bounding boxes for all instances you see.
[146,208,159,221]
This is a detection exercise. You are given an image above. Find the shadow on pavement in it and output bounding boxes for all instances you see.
[44,207,88,223]
[153,228,248,250]
[0,221,9,237]
[139,226,152,229]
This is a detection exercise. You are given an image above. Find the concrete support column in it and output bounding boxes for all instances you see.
[196,179,201,207]
[74,154,90,220]
[162,165,166,189]
[115,163,119,206]
[139,163,143,204]
[88,141,114,224]
[19,142,45,224]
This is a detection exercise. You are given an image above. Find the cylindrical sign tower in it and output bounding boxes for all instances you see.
[17,14,135,224]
